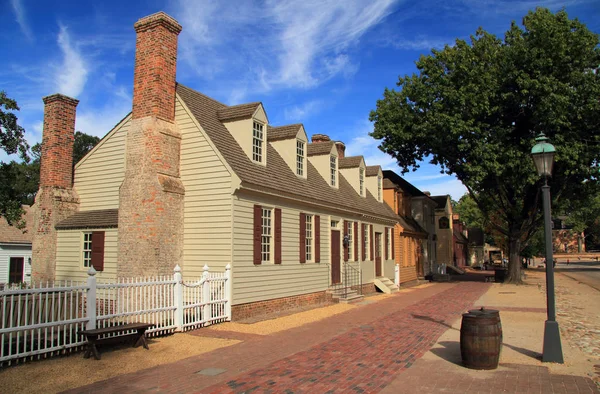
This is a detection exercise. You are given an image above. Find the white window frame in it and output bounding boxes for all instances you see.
[363,224,369,260]
[377,175,382,201]
[359,167,365,196]
[82,232,93,268]
[347,221,354,261]
[330,155,337,187]
[252,121,264,163]
[306,214,313,262]
[296,139,305,177]
[261,208,272,263]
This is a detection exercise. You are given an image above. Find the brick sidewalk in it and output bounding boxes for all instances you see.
[65,281,599,393]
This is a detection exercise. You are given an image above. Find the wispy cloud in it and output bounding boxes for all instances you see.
[344,119,397,169]
[173,0,398,99]
[55,24,89,97]
[283,100,324,122]
[416,178,467,201]
[10,0,33,41]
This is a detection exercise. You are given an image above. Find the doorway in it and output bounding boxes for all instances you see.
[331,230,341,284]
[375,232,382,277]
[9,257,24,284]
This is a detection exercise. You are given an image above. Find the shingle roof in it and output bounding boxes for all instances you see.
[176,83,398,221]
[0,207,32,244]
[268,124,302,142]
[339,156,363,169]
[454,228,468,243]
[307,141,335,156]
[365,165,381,177]
[383,178,397,189]
[56,209,119,230]
[431,195,449,209]
[216,102,261,122]
[382,170,426,197]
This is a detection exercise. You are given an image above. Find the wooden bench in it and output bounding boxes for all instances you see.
[79,322,154,360]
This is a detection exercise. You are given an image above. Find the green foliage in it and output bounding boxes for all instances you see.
[370,8,600,282]
[454,194,485,229]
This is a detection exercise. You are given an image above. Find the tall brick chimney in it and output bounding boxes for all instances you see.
[118,12,185,278]
[335,141,345,159]
[32,94,80,282]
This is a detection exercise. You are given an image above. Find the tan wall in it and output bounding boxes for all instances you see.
[307,146,338,189]
[55,228,118,282]
[177,97,233,277]
[339,161,364,196]
[74,115,130,210]
[221,105,268,165]
[365,171,382,202]
[231,192,394,305]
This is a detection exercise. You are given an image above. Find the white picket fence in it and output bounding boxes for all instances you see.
[0,264,231,366]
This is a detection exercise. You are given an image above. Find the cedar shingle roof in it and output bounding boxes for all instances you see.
[56,209,118,230]
[365,165,381,177]
[0,207,32,244]
[176,83,398,221]
[383,178,397,189]
[454,228,468,243]
[307,141,335,156]
[216,102,261,122]
[268,124,302,142]
[339,156,363,169]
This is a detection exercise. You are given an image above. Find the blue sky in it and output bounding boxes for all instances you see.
[2,0,599,200]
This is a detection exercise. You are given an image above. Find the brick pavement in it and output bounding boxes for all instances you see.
[65,281,598,394]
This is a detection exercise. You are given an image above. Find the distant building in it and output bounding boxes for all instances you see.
[552,217,585,253]
[0,207,32,286]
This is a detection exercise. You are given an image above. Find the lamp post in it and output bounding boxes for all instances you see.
[531,133,564,363]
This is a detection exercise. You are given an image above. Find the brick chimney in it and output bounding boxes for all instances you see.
[118,12,185,278]
[32,94,80,282]
[335,141,345,159]
[311,134,331,143]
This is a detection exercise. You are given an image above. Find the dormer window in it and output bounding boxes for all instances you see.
[377,175,382,201]
[359,168,365,196]
[252,121,264,163]
[296,140,305,176]
[330,155,337,186]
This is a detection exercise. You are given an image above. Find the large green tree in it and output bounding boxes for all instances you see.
[0,91,30,227]
[370,8,600,283]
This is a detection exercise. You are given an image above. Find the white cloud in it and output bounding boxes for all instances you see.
[283,100,324,122]
[75,93,131,139]
[344,120,397,169]
[55,24,89,97]
[173,0,398,96]
[415,178,467,201]
[10,0,33,41]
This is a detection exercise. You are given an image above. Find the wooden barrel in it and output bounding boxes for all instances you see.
[460,307,502,370]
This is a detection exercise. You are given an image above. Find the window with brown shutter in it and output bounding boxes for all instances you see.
[275,208,282,264]
[391,228,395,259]
[253,205,262,265]
[354,222,359,261]
[370,225,374,260]
[91,231,105,271]
[343,220,349,262]
[299,213,306,263]
[315,215,321,263]
[386,228,390,259]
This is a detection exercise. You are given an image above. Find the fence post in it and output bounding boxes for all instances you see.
[173,265,183,332]
[86,267,97,330]
[225,264,232,321]
[202,264,211,324]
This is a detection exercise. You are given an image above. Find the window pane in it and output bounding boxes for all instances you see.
[296,140,304,176]
[330,156,336,186]
[253,122,264,163]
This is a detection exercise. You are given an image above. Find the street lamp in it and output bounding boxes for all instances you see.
[531,132,564,363]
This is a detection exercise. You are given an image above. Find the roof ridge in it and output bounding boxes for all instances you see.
[176,82,227,108]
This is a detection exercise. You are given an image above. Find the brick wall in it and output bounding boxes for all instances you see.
[231,291,334,321]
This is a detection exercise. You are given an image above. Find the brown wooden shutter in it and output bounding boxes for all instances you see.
[391,228,395,259]
[315,215,321,263]
[370,225,374,260]
[254,205,262,265]
[385,228,389,260]
[354,221,359,261]
[299,213,306,263]
[91,231,105,271]
[361,224,366,261]
[275,208,282,264]
[343,220,349,262]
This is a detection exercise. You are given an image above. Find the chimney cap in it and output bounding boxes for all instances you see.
[134,11,182,34]
[42,93,79,107]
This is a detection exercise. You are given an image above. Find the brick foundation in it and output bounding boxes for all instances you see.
[232,291,334,321]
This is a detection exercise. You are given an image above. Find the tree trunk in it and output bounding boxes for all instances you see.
[506,233,522,284]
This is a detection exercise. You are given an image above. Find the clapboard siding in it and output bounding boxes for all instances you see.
[74,115,130,210]
[0,245,32,284]
[55,229,118,282]
[177,98,233,277]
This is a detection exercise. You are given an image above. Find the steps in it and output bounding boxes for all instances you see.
[327,287,364,304]
[373,277,400,294]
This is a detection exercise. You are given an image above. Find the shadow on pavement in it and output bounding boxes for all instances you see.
[411,314,458,331]
[429,341,462,366]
